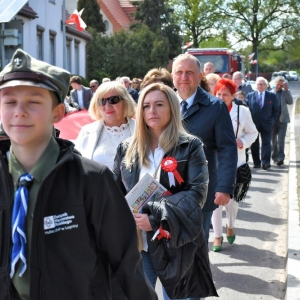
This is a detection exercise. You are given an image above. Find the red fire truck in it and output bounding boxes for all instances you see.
[186,48,245,76]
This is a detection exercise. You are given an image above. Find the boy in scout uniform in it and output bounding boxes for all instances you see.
[0,49,157,300]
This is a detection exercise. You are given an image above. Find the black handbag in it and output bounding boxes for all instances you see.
[234,105,252,202]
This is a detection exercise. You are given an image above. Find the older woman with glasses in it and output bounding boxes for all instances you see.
[75,81,136,170]
[131,77,142,92]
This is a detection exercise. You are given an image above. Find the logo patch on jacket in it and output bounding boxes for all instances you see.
[44,212,78,234]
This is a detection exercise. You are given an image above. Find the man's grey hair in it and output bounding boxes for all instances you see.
[90,79,99,85]
[173,54,201,72]
[256,76,268,84]
[233,71,243,79]
[274,76,285,84]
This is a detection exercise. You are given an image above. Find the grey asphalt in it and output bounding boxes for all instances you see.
[156,81,300,300]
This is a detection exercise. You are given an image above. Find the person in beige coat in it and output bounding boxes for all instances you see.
[75,81,136,170]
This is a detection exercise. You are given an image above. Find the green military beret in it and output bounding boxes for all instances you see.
[0,49,70,102]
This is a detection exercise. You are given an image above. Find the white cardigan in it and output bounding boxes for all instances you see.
[75,118,135,160]
[230,102,258,167]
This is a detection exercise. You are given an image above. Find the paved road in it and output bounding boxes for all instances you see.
[155,81,300,300]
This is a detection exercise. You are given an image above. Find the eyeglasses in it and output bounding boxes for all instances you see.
[99,95,123,106]
[132,81,138,84]
[90,85,96,88]
[257,83,266,86]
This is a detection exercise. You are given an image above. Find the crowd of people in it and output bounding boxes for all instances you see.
[0,48,293,300]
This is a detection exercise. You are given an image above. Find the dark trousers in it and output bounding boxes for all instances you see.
[251,129,272,166]
[272,120,288,162]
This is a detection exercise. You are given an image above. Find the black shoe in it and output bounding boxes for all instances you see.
[253,164,261,168]
[277,160,284,166]
[262,164,271,170]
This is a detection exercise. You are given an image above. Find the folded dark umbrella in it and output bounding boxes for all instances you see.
[55,110,93,141]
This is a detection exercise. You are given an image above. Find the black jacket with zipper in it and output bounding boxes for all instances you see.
[0,138,157,300]
[113,135,218,299]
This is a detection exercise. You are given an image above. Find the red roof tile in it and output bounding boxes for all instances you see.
[100,0,130,31]
[98,0,140,32]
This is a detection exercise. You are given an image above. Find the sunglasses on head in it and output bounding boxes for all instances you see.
[99,95,123,106]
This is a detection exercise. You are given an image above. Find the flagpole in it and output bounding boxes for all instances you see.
[62,0,66,70]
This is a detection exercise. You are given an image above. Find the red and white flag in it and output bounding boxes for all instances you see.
[248,52,255,60]
[66,9,87,32]
[250,59,257,64]
[181,41,193,50]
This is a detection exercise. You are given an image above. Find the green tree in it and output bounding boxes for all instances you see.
[217,0,299,70]
[87,25,169,80]
[282,25,300,70]
[77,0,105,32]
[131,0,181,59]
[199,35,231,49]
[86,28,111,81]
[167,0,222,47]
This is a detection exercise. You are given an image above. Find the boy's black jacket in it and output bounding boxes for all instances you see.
[0,138,157,300]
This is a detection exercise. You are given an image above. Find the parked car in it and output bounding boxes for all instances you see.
[289,71,298,81]
[269,74,289,90]
[247,80,257,90]
[271,72,281,81]
[279,70,291,81]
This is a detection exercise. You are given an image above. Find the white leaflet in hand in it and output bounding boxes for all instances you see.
[125,173,167,213]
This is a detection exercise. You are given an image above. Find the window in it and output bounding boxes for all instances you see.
[104,20,109,32]
[66,37,73,72]
[74,40,80,74]
[49,30,56,65]
[36,26,45,60]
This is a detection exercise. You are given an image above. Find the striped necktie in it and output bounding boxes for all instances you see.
[258,93,263,109]
[10,173,33,278]
[181,101,188,115]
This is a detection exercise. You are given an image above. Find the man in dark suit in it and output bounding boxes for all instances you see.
[172,54,237,247]
[232,71,253,96]
[69,76,93,110]
[246,77,279,170]
[122,76,139,103]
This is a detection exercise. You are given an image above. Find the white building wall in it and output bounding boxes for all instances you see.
[100,11,114,36]
[65,0,77,15]
[3,0,89,77]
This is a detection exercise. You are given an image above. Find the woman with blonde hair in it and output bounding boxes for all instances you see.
[75,81,136,170]
[131,77,142,92]
[113,83,217,299]
[140,68,174,89]
[206,73,221,95]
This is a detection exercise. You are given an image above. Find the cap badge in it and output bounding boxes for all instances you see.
[14,58,22,66]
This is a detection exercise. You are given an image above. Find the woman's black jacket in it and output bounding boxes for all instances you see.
[113,135,218,299]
